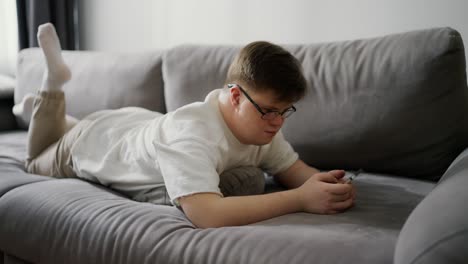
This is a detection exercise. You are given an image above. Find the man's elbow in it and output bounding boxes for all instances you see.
[178,193,227,229]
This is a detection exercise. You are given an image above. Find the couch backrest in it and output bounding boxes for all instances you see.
[15,48,165,127]
[162,28,468,180]
[162,45,239,111]
[15,28,468,180]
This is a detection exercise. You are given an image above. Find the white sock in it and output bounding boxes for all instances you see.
[37,23,71,92]
[12,93,37,124]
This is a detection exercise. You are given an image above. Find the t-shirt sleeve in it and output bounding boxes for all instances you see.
[153,138,223,205]
[260,131,299,175]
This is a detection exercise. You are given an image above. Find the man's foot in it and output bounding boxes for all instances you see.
[12,93,37,124]
[37,23,71,92]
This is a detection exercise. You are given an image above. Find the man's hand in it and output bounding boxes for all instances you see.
[295,170,355,214]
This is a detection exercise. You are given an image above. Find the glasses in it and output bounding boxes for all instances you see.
[227,84,296,120]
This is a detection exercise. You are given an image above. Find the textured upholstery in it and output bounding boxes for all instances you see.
[283,28,468,180]
[162,45,239,112]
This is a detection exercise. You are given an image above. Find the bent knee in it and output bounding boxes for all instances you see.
[24,158,39,175]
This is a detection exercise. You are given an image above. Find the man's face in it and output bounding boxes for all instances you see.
[229,84,295,145]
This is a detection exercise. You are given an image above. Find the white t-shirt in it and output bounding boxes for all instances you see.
[71,89,299,205]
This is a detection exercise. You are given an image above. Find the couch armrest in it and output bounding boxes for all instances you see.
[394,147,468,264]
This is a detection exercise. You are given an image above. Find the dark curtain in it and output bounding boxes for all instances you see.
[16,0,79,50]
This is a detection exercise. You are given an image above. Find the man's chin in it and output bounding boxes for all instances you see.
[241,133,275,146]
[252,137,274,146]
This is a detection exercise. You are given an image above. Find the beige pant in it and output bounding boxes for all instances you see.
[25,91,90,178]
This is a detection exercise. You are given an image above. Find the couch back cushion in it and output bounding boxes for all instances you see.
[162,45,239,111]
[15,48,165,127]
[163,28,468,180]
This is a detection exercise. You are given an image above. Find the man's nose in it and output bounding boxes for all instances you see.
[269,114,285,126]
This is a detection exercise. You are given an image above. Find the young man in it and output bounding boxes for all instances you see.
[14,23,355,229]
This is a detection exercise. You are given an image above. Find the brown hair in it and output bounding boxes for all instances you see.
[225,41,307,103]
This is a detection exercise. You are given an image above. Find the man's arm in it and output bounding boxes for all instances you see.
[274,159,321,189]
[179,170,354,228]
[179,190,301,228]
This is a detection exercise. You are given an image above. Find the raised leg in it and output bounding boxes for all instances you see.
[25,23,72,163]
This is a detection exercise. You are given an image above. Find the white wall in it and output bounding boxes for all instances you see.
[0,0,18,76]
[1,1,467,76]
[79,0,468,54]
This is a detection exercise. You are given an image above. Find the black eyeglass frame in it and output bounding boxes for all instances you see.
[227,83,297,120]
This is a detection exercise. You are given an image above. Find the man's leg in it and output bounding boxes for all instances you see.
[13,93,79,132]
[20,23,72,176]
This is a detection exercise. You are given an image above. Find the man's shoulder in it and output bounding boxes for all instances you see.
[163,101,225,143]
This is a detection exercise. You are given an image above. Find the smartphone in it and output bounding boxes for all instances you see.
[346,169,363,183]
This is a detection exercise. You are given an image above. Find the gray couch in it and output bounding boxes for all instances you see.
[1,27,467,264]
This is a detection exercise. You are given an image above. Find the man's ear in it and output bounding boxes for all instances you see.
[229,86,242,107]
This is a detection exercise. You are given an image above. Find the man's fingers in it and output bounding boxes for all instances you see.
[328,169,346,179]
[329,192,352,202]
[316,172,338,183]
[331,197,354,211]
[315,170,346,183]
[326,182,352,195]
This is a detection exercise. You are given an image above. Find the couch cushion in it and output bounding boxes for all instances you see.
[0,172,434,264]
[163,28,468,180]
[162,45,239,111]
[284,27,468,180]
[0,131,50,197]
[15,48,165,128]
